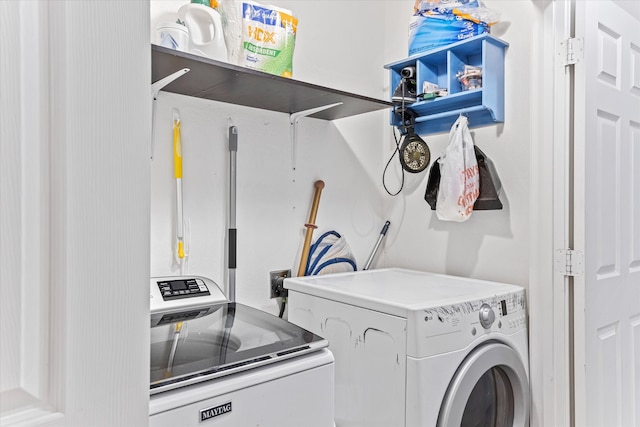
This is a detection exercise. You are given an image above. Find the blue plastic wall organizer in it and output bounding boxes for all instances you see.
[385,34,509,135]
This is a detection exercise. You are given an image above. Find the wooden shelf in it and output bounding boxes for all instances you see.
[152,44,392,120]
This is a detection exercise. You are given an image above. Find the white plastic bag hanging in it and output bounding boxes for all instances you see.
[436,115,480,221]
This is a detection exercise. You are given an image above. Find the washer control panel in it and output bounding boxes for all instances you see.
[150,276,228,314]
[157,278,210,300]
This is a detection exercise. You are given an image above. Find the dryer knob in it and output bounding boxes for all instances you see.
[479,304,496,329]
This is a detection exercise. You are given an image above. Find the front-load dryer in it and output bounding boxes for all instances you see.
[285,268,529,427]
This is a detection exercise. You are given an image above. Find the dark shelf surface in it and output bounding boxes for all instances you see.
[152,44,392,120]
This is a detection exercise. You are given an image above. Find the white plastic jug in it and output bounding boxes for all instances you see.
[156,22,189,52]
[178,1,228,62]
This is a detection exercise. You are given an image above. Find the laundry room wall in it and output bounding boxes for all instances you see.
[150,1,389,314]
[381,0,539,289]
[150,1,539,314]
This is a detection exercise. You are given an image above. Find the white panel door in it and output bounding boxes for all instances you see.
[573,2,640,426]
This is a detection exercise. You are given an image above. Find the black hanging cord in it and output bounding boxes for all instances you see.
[383,77,411,196]
[382,125,405,196]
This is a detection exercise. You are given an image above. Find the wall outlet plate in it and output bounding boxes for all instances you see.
[269,269,291,299]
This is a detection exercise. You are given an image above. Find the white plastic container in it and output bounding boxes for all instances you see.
[178,1,228,62]
[156,22,189,52]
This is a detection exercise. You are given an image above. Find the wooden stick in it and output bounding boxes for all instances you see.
[297,180,325,277]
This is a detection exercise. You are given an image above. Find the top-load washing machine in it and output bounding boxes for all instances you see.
[148,276,335,427]
[285,268,529,427]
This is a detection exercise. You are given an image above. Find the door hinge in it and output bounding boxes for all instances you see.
[554,249,584,277]
[560,37,584,66]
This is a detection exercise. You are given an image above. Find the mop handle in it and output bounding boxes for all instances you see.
[173,110,185,263]
[228,126,238,301]
[363,221,391,270]
[297,180,325,277]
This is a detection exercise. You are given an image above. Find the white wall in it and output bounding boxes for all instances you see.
[381,0,537,288]
[150,1,389,314]
[150,1,539,315]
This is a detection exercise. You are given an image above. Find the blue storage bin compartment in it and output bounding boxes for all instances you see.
[385,34,508,135]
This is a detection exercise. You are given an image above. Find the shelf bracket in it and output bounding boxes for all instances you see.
[150,68,190,159]
[289,102,343,170]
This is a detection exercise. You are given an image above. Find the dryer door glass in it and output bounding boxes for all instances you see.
[460,366,513,427]
[437,342,529,427]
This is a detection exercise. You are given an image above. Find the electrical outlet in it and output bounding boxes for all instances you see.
[269,269,291,299]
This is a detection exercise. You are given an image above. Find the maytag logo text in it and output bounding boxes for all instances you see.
[200,402,232,422]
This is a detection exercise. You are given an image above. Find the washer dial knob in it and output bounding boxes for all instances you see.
[479,304,496,329]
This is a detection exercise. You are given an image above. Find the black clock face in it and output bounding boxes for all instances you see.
[400,135,430,173]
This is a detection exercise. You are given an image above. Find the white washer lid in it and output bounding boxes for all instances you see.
[284,268,523,318]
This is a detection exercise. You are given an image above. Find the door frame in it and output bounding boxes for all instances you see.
[528,0,573,426]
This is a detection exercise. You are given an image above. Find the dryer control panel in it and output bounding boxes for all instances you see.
[407,289,527,358]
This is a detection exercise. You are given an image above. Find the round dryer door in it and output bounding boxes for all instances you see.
[437,342,529,427]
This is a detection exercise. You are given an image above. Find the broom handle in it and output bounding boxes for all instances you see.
[363,221,391,270]
[297,180,325,277]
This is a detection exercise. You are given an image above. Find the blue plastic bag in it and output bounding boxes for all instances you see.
[408,12,489,55]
